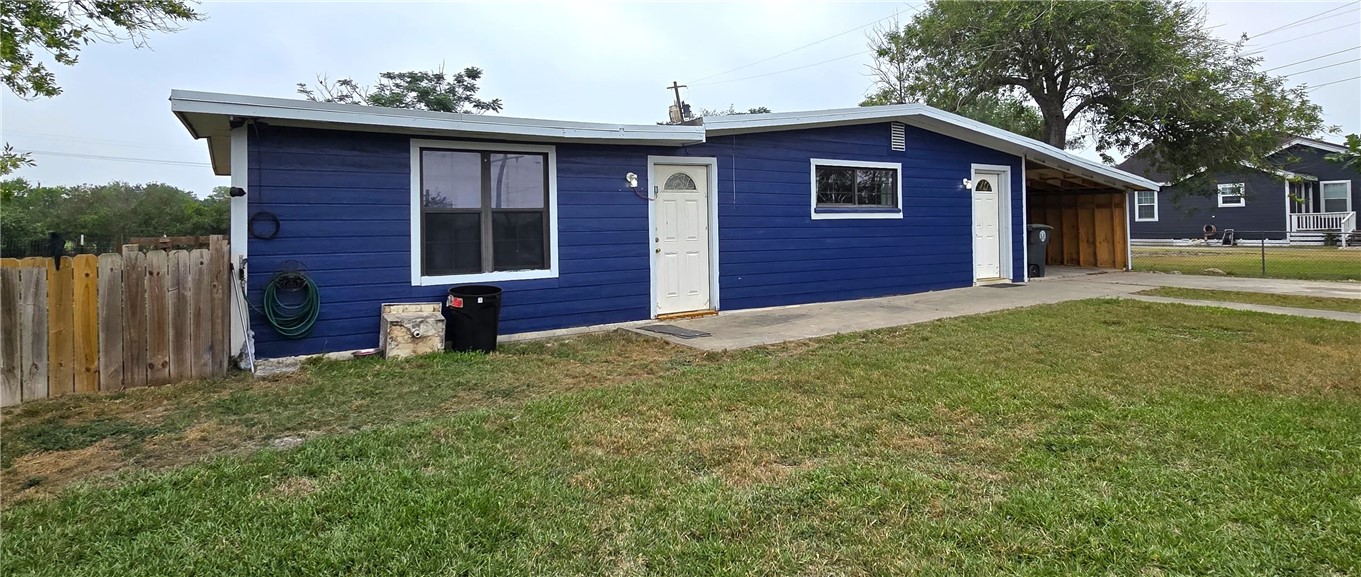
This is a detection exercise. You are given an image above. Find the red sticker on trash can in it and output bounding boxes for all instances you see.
[450,297,464,309]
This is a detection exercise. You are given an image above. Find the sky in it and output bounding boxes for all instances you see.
[2,0,1358,196]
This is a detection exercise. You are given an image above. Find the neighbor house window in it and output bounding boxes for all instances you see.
[1134,190,1158,221]
[1217,183,1245,207]
[411,140,557,285]
[1321,180,1352,213]
[809,158,903,220]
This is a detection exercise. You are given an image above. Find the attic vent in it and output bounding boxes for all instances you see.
[890,122,906,151]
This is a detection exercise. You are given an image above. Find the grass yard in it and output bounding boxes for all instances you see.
[3,300,1360,575]
[1132,245,1361,280]
[1137,287,1361,313]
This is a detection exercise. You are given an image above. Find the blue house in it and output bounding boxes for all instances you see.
[170,91,1157,361]
[1118,137,1359,244]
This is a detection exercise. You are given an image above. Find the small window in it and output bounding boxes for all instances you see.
[1321,181,1352,213]
[1134,190,1158,221]
[810,159,903,220]
[664,172,697,190]
[415,143,554,284]
[1217,183,1245,207]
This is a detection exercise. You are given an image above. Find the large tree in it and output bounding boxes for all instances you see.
[1,0,202,99]
[0,179,227,254]
[297,66,503,114]
[863,0,1326,187]
[1,0,202,174]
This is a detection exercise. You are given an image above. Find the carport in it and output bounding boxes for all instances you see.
[1025,159,1156,271]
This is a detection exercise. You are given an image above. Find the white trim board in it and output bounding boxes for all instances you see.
[808,158,905,220]
[647,155,721,319]
[1217,183,1246,208]
[408,139,560,286]
[229,126,249,360]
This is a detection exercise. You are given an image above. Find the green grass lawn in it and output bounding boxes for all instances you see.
[1137,287,1361,313]
[1132,245,1361,280]
[3,300,1360,575]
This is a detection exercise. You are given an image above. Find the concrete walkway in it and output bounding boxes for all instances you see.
[634,272,1361,351]
[1083,271,1361,299]
[1120,294,1360,323]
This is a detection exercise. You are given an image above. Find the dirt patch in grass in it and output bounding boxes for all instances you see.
[1136,287,1361,313]
[4,439,123,503]
[266,476,318,499]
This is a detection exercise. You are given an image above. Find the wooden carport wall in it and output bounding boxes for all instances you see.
[1025,161,1130,270]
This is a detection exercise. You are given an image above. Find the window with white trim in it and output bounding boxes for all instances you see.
[1134,190,1158,221]
[1321,180,1352,213]
[411,140,557,285]
[1217,183,1245,207]
[809,159,903,220]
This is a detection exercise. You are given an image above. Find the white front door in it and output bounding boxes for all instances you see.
[972,171,1003,280]
[654,164,711,315]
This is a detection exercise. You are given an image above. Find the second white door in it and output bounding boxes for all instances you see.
[972,171,1003,280]
[654,164,711,315]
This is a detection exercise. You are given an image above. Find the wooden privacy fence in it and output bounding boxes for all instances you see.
[1027,191,1130,270]
[0,236,230,406]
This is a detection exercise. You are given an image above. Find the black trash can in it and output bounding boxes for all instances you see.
[443,285,503,353]
[1026,224,1054,278]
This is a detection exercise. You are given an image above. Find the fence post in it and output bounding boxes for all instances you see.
[1260,235,1266,277]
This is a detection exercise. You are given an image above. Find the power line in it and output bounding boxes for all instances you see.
[685,5,918,85]
[1283,57,1361,76]
[690,51,869,87]
[1249,2,1358,38]
[1308,75,1360,90]
[1262,45,1360,72]
[1243,21,1360,54]
[15,149,210,167]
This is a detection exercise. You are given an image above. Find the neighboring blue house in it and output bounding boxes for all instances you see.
[170,91,1157,361]
[1117,137,1359,243]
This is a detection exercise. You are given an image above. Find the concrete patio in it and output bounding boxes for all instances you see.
[632,271,1361,351]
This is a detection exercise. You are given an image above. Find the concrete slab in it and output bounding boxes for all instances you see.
[1082,272,1361,299]
[630,270,1361,351]
[1122,294,1361,323]
[631,279,1144,351]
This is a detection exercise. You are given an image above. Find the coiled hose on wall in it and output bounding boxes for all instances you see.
[262,270,320,338]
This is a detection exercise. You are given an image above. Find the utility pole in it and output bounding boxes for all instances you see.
[667,81,686,112]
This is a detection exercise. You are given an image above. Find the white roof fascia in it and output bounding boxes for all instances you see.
[1273,136,1347,155]
[703,104,1161,191]
[170,90,706,145]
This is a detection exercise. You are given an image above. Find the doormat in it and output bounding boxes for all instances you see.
[982,283,1025,288]
[639,324,711,339]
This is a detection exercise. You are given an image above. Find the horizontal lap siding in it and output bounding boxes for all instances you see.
[1129,169,1288,240]
[246,127,652,358]
[247,123,1023,358]
[684,124,1023,311]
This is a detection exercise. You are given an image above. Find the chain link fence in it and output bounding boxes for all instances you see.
[1131,231,1361,282]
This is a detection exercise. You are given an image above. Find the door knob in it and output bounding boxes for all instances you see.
[655,248,661,253]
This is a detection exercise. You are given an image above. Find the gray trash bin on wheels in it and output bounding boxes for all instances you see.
[1026,224,1053,278]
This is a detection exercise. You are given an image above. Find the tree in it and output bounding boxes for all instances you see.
[1327,134,1360,170]
[1,0,202,99]
[863,0,1326,188]
[698,105,772,117]
[297,66,503,113]
[0,179,227,255]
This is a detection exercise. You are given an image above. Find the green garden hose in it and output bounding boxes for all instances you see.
[262,271,320,338]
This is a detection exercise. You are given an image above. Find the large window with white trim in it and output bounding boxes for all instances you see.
[809,159,903,220]
[1134,190,1158,221]
[1217,183,1245,207]
[412,140,557,285]
[1321,180,1352,213]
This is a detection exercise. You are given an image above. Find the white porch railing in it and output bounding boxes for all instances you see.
[1289,211,1356,232]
